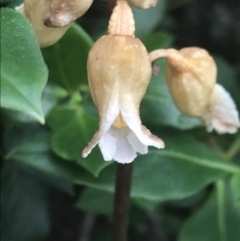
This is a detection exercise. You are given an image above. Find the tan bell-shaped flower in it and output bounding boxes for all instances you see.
[149,47,240,134]
[44,0,93,27]
[126,0,158,9]
[165,47,217,117]
[22,0,70,47]
[82,0,164,163]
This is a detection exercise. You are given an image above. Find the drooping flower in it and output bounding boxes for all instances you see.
[21,0,70,47]
[149,47,240,134]
[82,0,164,164]
[21,0,93,47]
[44,0,93,28]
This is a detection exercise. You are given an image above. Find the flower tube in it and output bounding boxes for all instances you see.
[149,47,240,134]
[82,0,164,163]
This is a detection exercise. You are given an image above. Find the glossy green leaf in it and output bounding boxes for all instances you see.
[133,0,166,39]
[141,59,202,129]
[47,104,111,176]
[2,83,67,123]
[41,23,93,93]
[75,188,114,215]
[1,161,50,241]
[158,131,240,174]
[231,174,240,212]
[179,181,240,241]
[0,9,48,124]
[8,133,238,202]
[143,31,174,52]
[6,133,92,182]
[133,198,159,212]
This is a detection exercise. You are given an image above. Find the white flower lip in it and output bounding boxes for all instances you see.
[82,107,164,164]
[202,84,240,134]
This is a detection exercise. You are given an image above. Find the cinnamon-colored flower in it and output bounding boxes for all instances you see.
[149,47,240,134]
[82,1,164,163]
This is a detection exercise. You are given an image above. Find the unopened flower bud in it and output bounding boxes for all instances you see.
[82,0,164,163]
[44,0,93,28]
[23,0,70,47]
[149,47,240,134]
[126,0,158,9]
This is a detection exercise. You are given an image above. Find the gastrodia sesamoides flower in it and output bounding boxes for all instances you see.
[82,0,164,164]
[22,0,70,47]
[149,47,240,134]
[44,0,93,28]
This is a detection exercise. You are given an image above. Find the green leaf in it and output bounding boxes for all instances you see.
[133,197,159,212]
[143,31,174,52]
[75,188,148,226]
[158,131,240,174]
[41,23,93,93]
[47,104,111,176]
[141,59,202,129]
[133,0,166,39]
[230,174,240,212]
[0,9,48,124]
[75,188,114,215]
[179,181,240,241]
[2,83,67,123]
[6,133,94,183]
[8,133,238,202]
[1,161,50,241]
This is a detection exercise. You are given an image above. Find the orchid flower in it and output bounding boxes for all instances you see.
[149,47,240,134]
[82,0,164,164]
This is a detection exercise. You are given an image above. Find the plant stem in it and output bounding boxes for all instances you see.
[111,163,133,241]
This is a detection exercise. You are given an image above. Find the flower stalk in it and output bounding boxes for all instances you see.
[111,163,133,241]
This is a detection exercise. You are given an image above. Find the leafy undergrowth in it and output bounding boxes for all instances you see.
[1,0,240,241]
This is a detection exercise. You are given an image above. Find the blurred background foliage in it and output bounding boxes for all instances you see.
[1,0,240,241]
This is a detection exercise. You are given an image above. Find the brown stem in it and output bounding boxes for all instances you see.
[111,163,133,241]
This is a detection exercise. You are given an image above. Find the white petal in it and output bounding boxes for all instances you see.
[112,128,137,164]
[202,84,240,134]
[98,127,151,163]
[99,127,136,163]
[127,131,148,154]
[121,107,165,149]
[98,128,117,161]
[82,99,120,158]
